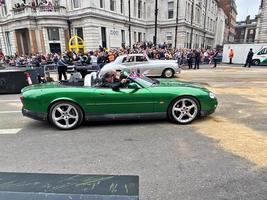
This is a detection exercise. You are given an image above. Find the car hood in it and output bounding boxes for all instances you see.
[158,79,209,91]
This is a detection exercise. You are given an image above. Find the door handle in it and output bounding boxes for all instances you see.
[100,93,105,96]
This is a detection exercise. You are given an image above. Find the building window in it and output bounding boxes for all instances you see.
[188,2,191,21]
[110,0,116,11]
[134,31,137,43]
[101,27,107,48]
[185,4,188,21]
[5,32,12,55]
[100,0,104,8]
[143,33,146,41]
[75,28,83,40]
[134,0,137,17]
[47,28,60,41]
[72,0,80,9]
[143,2,146,19]
[185,32,190,48]
[168,1,174,19]
[166,32,172,41]
[138,32,142,42]
[121,30,125,47]
[120,0,124,13]
[138,0,142,18]
[1,4,7,16]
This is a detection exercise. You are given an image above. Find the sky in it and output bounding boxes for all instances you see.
[236,0,261,21]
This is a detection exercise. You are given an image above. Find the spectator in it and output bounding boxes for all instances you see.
[212,50,219,68]
[194,50,200,70]
[57,56,70,81]
[187,50,193,69]
[228,49,234,64]
[243,49,254,68]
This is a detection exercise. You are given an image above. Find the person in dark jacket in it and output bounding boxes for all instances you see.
[243,48,254,68]
[212,50,219,68]
[97,52,108,69]
[187,50,193,69]
[194,50,201,70]
[57,56,70,81]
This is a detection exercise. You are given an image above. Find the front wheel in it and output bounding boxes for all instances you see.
[49,101,83,130]
[252,59,260,66]
[168,97,200,124]
[162,68,174,78]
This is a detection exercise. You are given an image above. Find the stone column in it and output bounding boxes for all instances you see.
[14,31,22,55]
[39,30,46,54]
[29,29,38,54]
[244,28,248,43]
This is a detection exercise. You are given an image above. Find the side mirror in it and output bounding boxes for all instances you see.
[128,83,140,90]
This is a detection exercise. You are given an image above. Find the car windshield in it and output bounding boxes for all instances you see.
[129,75,159,87]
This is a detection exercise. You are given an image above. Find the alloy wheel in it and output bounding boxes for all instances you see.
[171,98,198,124]
[51,103,80,129]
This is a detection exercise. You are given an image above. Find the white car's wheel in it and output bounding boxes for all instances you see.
[168,97,200,124]
[252,59,260,66]
[163,68,174,78]
[49,101,83,130]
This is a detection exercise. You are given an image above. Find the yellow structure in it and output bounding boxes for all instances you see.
[68,35,85,53]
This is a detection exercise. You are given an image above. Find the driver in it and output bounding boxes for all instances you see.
[101,71,128,90]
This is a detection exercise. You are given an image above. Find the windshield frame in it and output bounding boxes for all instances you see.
[128,75,159,88]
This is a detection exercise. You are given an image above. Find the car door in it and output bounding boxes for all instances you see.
[133,55,157,76]
[122,56,136,67]
[92,86,155,115]
[257,48,267,63]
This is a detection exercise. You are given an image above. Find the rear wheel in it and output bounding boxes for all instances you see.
[168,96,200,124]
[49,101,83,130]
[162,68,174,78]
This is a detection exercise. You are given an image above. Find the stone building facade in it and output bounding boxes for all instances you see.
[218,0,237,43]
[256,0,267,43]
[235,16,258,44]
[0,0,223,55]
[215,7,227,46]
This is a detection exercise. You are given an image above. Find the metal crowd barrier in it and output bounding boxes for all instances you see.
[43,63,58,73]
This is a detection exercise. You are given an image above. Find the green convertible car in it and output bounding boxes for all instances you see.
[21,73,218,130]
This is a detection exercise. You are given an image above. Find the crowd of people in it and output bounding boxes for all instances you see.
[1,44,222,70]
[13,0,59,11]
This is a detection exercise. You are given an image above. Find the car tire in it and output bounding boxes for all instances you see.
[168,96,200,124]
[49,101,83,130]
[252,59,260,66]
[162,68,174,78]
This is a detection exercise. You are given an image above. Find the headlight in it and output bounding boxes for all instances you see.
[209,92,216,99]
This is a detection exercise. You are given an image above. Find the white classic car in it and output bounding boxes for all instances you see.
[100,54,181,78]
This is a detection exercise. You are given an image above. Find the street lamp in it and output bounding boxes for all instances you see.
[174,0,180,49]
[203,0,208,48]
[190,0,195,49]
[154,0,158,46]
[128,0,132,47]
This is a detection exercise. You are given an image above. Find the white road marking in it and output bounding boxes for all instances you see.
[0,129,22,135]
[0,100,20,102]
[0,111,21,114]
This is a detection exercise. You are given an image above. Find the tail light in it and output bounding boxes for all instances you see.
[20,96,24,103]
